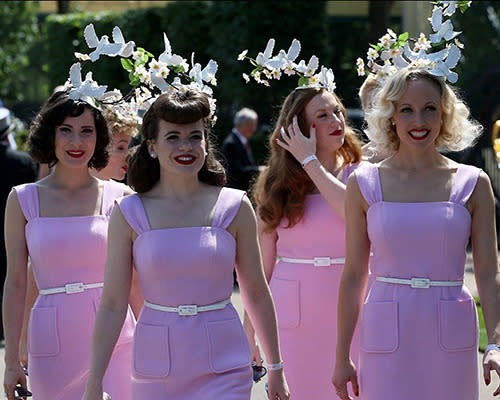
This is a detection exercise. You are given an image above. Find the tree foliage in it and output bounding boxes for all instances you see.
[0,1,40,105]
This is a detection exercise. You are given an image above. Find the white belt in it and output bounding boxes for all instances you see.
[143,298,231,316]
[280,256,345,267]
[376,276,463,289]
[39,282,104,295]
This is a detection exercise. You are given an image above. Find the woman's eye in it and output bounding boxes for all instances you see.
[318,114,327,118]
[334,109,342,114]
[59,127,71,133]
[166,135,178,141]
[400,107,412,113]
[191,134,203,141]
[426,106,437,111]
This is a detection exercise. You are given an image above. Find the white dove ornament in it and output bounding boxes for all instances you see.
[429,7,461,43]
[112,26,135,58]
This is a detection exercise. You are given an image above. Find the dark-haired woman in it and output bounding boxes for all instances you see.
[245,87,364,399]
[82,89,289,400]
[3,90,134,400]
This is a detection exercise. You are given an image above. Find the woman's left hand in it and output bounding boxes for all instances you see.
[483,348,500,396]
[276,115,316,164]
[267,369,290,400]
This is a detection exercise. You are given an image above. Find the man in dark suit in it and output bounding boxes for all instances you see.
[0,107,38,340]
[221,108,261,192]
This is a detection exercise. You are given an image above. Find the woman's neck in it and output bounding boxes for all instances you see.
[49,164,96,189]
[390,146,445,171]
[317,149,342,176]
[89,167,111,181]
[153,172,203,199]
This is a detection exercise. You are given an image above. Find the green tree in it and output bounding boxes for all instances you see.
[0,1,40,105]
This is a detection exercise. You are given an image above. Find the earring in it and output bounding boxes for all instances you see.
[150,151,156,158]
[391,120,395,126]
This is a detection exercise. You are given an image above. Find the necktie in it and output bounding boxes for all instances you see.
[245,142,255,164]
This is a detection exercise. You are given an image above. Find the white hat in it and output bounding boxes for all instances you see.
[0,107,12,133]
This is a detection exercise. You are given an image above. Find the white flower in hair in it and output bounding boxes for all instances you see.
[429,6,461,43]
[68,62,107,102]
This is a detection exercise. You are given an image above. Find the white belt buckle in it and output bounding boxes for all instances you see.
[178,305,198,316]
[65,282,85,294]
[313,257,331,267]
[410,278,431,289]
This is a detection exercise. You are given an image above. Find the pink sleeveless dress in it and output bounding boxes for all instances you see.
[355,163,480,400]
[14,181,135,400]
[116,187,252,400]
[267,164,361,399]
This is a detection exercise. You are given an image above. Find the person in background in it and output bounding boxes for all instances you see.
[0,107,38,342]
[221,107,262,192]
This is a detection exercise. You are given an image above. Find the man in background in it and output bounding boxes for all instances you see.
[221,107,262,192]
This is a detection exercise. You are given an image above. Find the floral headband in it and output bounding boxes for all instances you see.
[66,24,218,124]
[356,0,471,84]
[238,38,336,93]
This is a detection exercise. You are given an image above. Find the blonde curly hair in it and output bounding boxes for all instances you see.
[365,68,483,154]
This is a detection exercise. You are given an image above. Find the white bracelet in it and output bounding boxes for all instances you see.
[301,154,317,168]
[485,344,500,355]
[265,361,284,371]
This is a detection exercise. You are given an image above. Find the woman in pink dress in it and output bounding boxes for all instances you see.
[332,67,500,400]
[3,90,135,400]
[244,86,364,399]
[82,89,289,400]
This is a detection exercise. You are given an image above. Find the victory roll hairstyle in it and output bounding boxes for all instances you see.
[127,89,226,193]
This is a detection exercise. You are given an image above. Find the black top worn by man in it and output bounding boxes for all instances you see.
[221,108,260,192]
[0,107,38,340]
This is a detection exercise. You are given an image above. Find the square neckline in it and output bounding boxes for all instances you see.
[33,181,107,219]
[135,187,226,232]
[374,163,461,204]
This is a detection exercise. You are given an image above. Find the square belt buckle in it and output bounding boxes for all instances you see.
[313,257,331,267]
[65,282,85,294]
[410,278,431,289]
[178,305,198,316]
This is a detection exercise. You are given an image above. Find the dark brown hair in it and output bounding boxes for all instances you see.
[253,87,362,231]
[127,90,226,193]
[29,90,110,169]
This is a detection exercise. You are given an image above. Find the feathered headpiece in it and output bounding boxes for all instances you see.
[65,24,219,124]
[356,0,471,84]
[238,38,336,93]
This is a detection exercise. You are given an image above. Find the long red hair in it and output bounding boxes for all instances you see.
[252,87,362,232]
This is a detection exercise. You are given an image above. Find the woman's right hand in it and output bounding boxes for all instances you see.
[3,362,28,400]
[267,369,290,400]
[332,358,359,400]
[276,115,317,164]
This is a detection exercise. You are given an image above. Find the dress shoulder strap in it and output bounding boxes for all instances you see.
[353,162,383,205]
[448,164,482,206]
[102,180,127,217]
[211,187,246,229]
[13,183,39,221]
[115,194,151,235]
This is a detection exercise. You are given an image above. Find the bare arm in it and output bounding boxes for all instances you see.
[242,216,278,365]
[19,262,38,368]
[128,267,143,319]
[332,173,370,400]
[469,172,500,395]
[83,205,134,400]
[276,115,347,218]
[230,196,289,399]
[3,190,29,400]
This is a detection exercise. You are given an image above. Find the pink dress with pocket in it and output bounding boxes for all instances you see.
[14,181,135,400]
[267,164,361,399]
[116,187,252,400]
[355,163,479,400]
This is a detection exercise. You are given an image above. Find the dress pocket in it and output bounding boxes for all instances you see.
[28,307,60,357]
[360,301,399,353]
[269,277,300,329]
[206,318,251,373]
[133,323,170,378]
[439,298,477,352]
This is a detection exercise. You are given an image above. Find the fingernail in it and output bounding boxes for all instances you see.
[312,123,316,128]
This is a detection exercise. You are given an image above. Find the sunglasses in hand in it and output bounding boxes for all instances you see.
[252,361,267,383]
